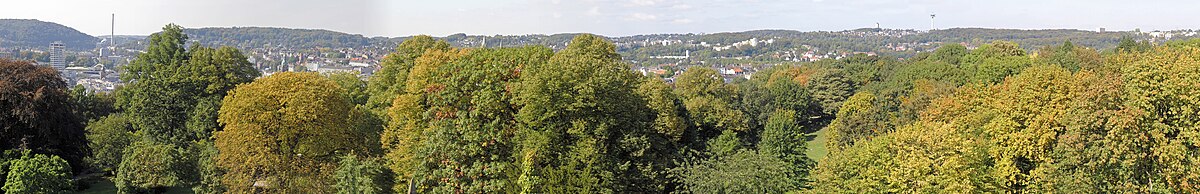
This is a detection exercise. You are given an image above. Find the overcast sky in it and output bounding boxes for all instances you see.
[4,0,1198,37]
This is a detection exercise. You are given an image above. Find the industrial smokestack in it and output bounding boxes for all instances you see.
[111,13,115,51]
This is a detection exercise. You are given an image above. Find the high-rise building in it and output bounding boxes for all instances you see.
[49,41,66,69]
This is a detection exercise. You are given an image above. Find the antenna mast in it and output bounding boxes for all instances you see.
[930,13,937,31]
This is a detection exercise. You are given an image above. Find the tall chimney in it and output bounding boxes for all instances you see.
[111,14,115,56]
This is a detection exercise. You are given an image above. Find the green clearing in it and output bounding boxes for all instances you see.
[805,127,829,161]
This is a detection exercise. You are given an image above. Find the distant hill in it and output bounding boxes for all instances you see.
[418,28,1159,64]
[0,19,98,50]
[102,24,1195,66]
[918,28,1134,50]
[183,27,379,49]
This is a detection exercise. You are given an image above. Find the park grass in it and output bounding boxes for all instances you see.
[74,178,116,194]
[805,127,829,161]
[74,178,194,194]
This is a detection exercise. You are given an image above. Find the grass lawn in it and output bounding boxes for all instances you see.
[74,178,194,194]
[805,127,829,161]
[74,178,116,194]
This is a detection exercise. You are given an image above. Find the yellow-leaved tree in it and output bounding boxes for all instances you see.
[216,72,368,193]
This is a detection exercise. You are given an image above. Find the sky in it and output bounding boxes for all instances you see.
[3,0,1198,37]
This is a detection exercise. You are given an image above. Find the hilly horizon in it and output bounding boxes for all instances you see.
[0,19,96,50]
[4,18,1191,51]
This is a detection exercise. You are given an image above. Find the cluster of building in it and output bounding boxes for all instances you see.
[249,47,382,78]
[5,36,392,94]
[1145,30,1200,41]
[709,38,776,52]
[28,41,124,92]
[777,45,839,62]
[835,29,922,38]
[638,63,761,84]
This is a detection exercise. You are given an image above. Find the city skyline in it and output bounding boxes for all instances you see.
[2,0,1199,37]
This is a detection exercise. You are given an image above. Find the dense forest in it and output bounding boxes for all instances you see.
[0,19,98,50]
[2,23,1200,193]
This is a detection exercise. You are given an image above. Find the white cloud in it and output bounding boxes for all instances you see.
[629,13,658,21]
[630,0,662,6]
[587,7,602,16]
[672,18,694,24]
[671,4,693,10]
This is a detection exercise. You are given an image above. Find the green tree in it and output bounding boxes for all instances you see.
[674,150,795,193]
[886,60,966,92]
[3,151,73,194]
[766,75,814,122]
[964,41,1026,61]
[365,35,451,118]
[706,129,744,157]
[326,72,369,106]
[84,114,136,174]
[216,72,366,193]
[918,65,1075,192]
[114,141,189,193]
[326,72,382,156]
[636,78,687,141]
[118,24,259,146]
[381,48,470,192]
[69,85,115,123]
[967,56,1033,84]
[114,24,258,192]
[1039,70,1125,193]
[894,79,957,125]
[405,47,551,193]
[675,67,749,150]
[190,141,224,194]
[117,78,201,145]
[916,64,1128,192]
[121,24,189,82]
[182,46,260,95]
[1035,41,1103,72]
[759,109,815,189]
[960,41,1031,84]
[335,154,391,194]
[185,96,222,141]
[737,67,776,132]
[1115,45,1200,193]
[823,92,889,151]
[803,68,856,116]
[1114,36,1151,53]
[930,43,969,66]
[514,34,670,193]
[809,122,995,193]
